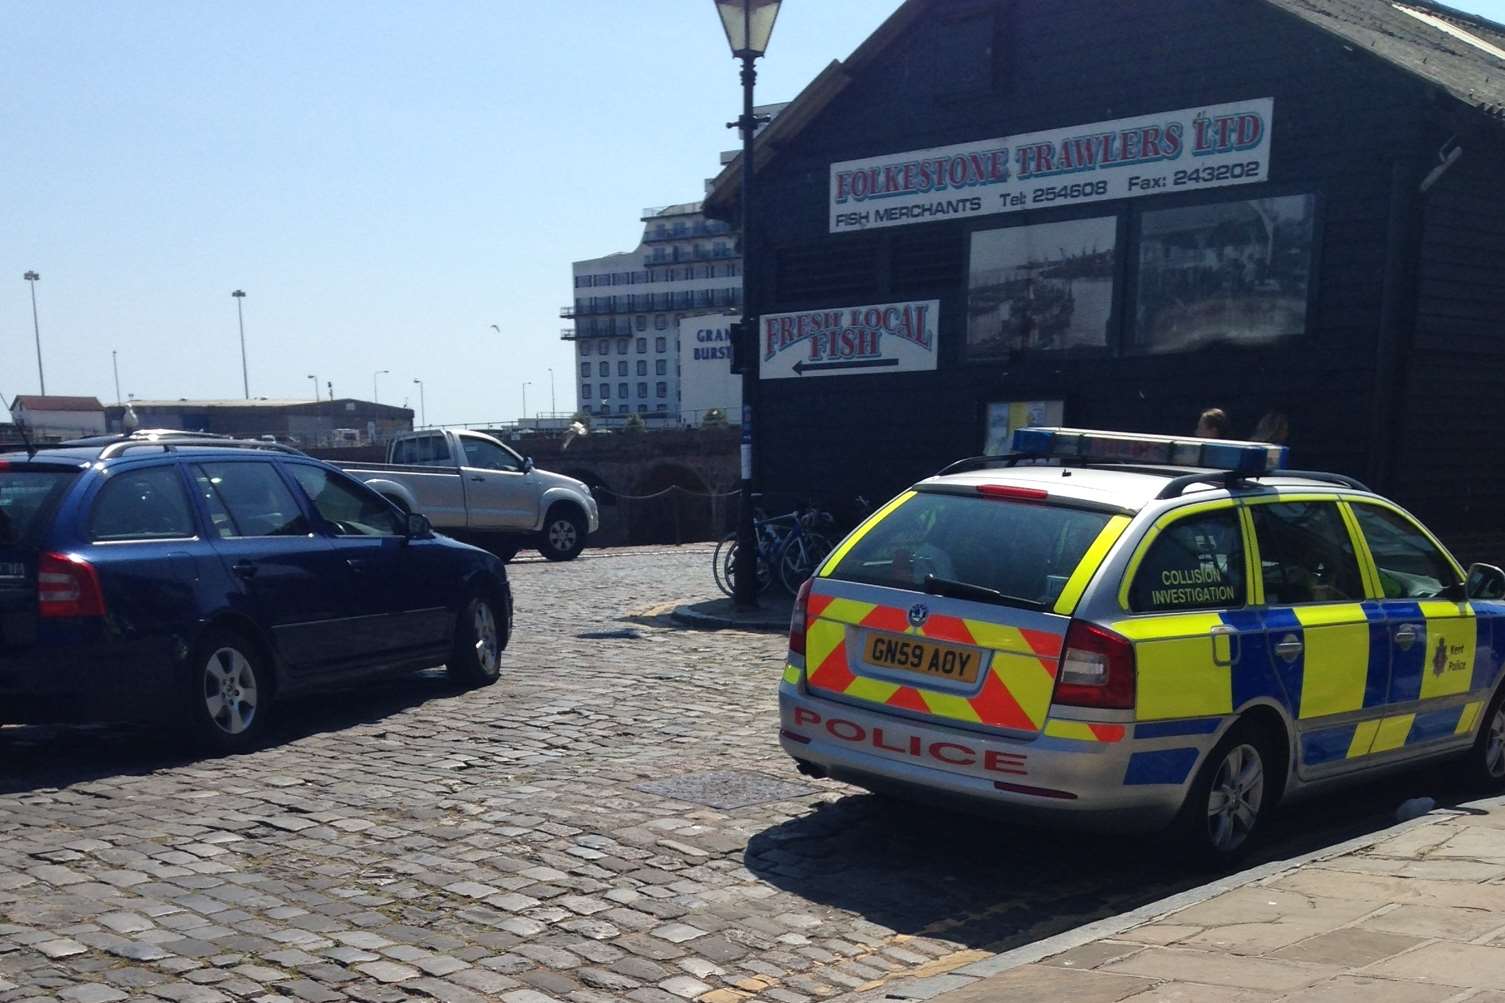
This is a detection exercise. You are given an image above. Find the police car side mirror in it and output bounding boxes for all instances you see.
[1466,563,1505,601]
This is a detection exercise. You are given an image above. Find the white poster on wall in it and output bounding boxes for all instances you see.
[677,313,741,422]
[761,299,940,380]
[830,98,1274,233]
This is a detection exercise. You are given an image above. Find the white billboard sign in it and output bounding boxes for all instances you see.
[677,313,741,421]
[761,299,939,380]
[830,98,1274,233]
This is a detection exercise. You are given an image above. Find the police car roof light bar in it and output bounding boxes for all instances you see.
[1012,427,1289,476]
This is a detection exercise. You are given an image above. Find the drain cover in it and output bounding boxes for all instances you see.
[577,629,643,640]
[635,769,818,810]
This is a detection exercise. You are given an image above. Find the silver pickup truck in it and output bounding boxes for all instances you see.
[338,429,599,561]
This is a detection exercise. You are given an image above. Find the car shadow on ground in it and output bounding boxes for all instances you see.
[745,765,1489,954]
[0,668,466,796]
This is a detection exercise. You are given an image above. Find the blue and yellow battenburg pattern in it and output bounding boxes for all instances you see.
[1107,601,1505,770]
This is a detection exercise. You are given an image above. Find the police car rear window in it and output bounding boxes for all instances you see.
[828,491,1111,608]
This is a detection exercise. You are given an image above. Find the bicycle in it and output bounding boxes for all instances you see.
[712,503,835,597]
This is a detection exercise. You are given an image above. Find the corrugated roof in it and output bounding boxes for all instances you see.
[12,395,105,412]
[704,0,1505,216]
[1264,0,1505,122]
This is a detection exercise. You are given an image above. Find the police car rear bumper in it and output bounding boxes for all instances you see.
[779,687,1202,832]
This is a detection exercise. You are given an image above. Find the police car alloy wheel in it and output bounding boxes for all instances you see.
[1205,742,1265,854]
[1468,695,1505,783]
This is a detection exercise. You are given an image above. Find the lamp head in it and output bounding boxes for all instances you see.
[714,0,781,57]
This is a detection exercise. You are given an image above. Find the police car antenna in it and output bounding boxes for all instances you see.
[0,392,37,459]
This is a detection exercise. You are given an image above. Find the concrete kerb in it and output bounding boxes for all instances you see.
[836,791,1505,1002]
[668,597,793,633]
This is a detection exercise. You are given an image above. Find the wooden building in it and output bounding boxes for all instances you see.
[704,0,1505,558]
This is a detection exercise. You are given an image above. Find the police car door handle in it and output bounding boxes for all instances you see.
[1274,633,1304,663]
[1211,625,1238,667]
[1395,624,1420,651]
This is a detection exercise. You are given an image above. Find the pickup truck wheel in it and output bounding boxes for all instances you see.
[539,507,587,562]
[448,594,503,688]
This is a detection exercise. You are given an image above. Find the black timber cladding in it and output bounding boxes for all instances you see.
[733,0,1505,559]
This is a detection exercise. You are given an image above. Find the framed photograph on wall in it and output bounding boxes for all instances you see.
[967,217,1118,358]
[984,400,1064,455]
[1133,193,1318,352]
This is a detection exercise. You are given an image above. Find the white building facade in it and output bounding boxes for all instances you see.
[562,202,742,427]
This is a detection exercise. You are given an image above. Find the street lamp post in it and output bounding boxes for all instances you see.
[307,374,319,401]
[231,290,248,399]
[413,378,426,426]
[112,349,122,405]
[23,271,44,395]
[714,0,780,609]
[548,368,556,417]
[522,381,532,426]
[373,369,390,403]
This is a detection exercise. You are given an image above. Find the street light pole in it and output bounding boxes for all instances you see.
[522,381,532,425]
[413,378,426,427]
[231,289,248,399]
[715,0,781,610]
[548,368,556,416]
[112,349,122,405]
[23,271,44,395]
[373,369,390,403]
[307,374,319,401]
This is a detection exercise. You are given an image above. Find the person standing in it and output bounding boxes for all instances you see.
[1195,408,1230,438]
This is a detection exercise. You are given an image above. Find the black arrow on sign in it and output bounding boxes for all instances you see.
[792,358,902,375]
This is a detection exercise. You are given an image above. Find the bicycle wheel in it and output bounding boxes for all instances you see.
[725,540,774,596]
[778,532,834,595]
[712,531,737,597]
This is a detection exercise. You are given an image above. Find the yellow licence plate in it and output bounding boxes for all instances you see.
[863,632,984,685]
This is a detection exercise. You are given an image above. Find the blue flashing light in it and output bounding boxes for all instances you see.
[1012,427,1288,475]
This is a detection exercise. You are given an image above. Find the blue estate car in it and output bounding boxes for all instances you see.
[0,435,512,752]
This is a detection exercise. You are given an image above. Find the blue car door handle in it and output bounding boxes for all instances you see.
[232,561,258,579]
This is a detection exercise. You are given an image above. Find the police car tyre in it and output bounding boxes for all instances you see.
[539,506,587,562]
[448,593,503,688]
[1470,687,1505,787]
[184,626,270,756]
[1178,721,1273,862]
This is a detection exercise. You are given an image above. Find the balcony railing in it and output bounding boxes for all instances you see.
[641,220,736,244]
[559,306,576,318]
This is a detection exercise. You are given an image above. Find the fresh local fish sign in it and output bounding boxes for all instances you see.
[761,300,939,380]
[829,98,1274,233]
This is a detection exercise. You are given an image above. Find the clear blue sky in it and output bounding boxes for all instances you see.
[3,0,1502,426]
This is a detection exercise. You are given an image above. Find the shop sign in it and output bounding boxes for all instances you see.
[761,299,939,380]
[830,98,1274,233]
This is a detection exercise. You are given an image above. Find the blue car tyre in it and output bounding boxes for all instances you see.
[448,594,503,688]
[186,626,270,754]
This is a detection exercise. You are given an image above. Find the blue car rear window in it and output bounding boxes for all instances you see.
[0,470,78,545]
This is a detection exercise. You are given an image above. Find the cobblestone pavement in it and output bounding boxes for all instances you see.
[0,545,1440,1003]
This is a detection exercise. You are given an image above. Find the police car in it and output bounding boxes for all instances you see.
[779,428,1505,859]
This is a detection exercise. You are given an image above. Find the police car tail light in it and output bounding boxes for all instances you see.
[789,578,813,656]
[37,552,107,619]
[1054,621,1135,710]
